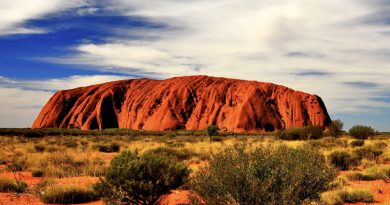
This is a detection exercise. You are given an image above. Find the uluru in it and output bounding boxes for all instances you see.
[32,75,331,132]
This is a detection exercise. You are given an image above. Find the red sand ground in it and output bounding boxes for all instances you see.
[0,170,192,205]
[1,166,388,204]
[344,180,390,205]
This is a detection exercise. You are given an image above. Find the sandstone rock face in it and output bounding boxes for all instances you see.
[32,76,331,132]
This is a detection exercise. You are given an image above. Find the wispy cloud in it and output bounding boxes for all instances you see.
[0,0,91,36]
[1,0,390,130]
[0,75,131,127]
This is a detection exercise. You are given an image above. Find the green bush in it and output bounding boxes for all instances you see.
[40,185,98,204]
[144,147,193,161]
[95,143,120,153]
[329,150,360,170]
[278,126,323,140]
[328,119,344,137]
[191,144,336,205]
[353,145,383,160]
[0,177,28,193]
[349,125,376,139]
[95,150,190,205]
[350,139,364,147]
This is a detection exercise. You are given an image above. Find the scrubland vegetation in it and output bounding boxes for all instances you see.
[0,124,388,205]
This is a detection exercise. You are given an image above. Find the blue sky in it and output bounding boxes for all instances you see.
[0,0,389,131]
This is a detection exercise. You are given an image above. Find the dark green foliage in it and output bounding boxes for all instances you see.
[144,147,193,161]
[350,139,365,147]
[95,143,120,153]
[349,125,376,139]
[353,145,383,160]
[0,178,28,193]
[328,119,344,137]
[95,150,190,205]
[191,144,336,205]
[206,125,219,137]
[329,150,360,170]
[41,186,98,204]
[277,126,324,140]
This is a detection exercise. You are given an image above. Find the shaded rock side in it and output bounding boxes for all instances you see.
[32,75,331,132]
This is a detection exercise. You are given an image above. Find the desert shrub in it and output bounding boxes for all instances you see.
[34,144,46,152]
[349,125,376,139]
[39,152,104,178]
[328,119,344,137]
[328,175,349,189]
[34,179,55,194]
[165,141,186,148]
[306,137,348,149]
[350,139,365,147]
[382,152,390,162]
[373,141,387,149]
[211,136,224,142]
[278,126,323,140]
[24,131,46,138]
[95,150,190,205]
[191,144,336,205]
[46,145,59,152]
[32,169,44,177]
[361,159,376,169]
[0,177,28,193]
[144,147,193,161]
[8,155,28,171]
[95,143,120,153]
[206,125,219,137]
[63,140,78,148]
[322,189,374,205]
[338,189,374,203]
[321,190,344,205]
[347,166,390,181]
[353,145,383,160]
[329,150,360,170]
[80,141,88,146]
[0,158,6,165]
[41,185,98,204]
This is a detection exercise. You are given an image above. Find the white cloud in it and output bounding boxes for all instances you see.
[1,0,390,128]
[0,0,91,35]
[0,75,131,127]
[51,0,390,117]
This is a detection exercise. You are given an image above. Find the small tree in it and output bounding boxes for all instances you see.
[95,150,190,205]
[206,125,219,141]
[328,119,344,137]
[349,125,376,140]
